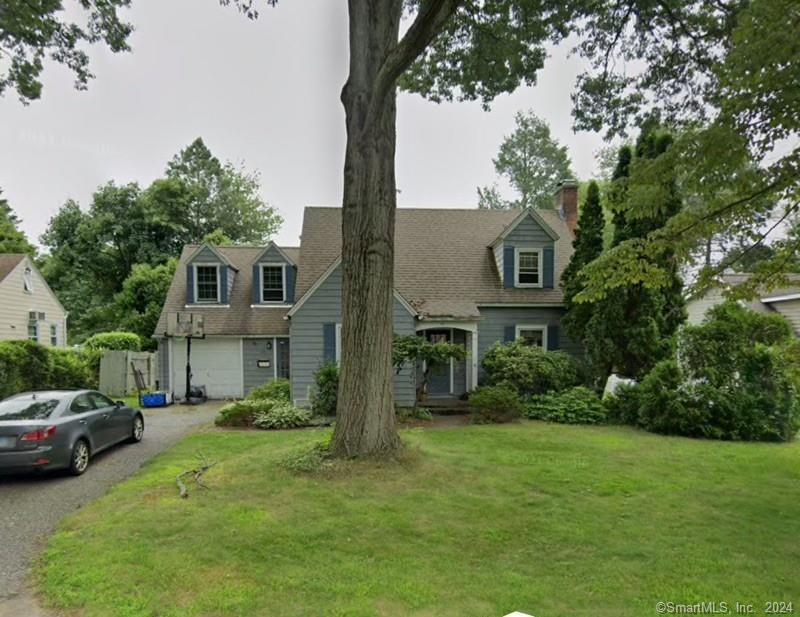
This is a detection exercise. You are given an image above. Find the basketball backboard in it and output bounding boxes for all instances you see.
[166,312,205,338]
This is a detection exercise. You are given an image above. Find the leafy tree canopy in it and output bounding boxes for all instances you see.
[0,0,133,103]
[0,190,36,256]
[478,110,574,210]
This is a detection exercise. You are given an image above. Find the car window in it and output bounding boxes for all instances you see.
[89,392,115,409]
[0,399,59,420]
[69,394,95,414]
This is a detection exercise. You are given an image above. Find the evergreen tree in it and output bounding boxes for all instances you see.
[0,190,36,256]
[561,181,604,343]
[580,128,687,380]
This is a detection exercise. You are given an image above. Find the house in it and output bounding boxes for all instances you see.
[154,182,582,404]
[687,273,800,335]
[0,254,68,347]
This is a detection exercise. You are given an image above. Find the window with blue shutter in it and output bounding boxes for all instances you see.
[286,265,296,303]
[220,267,229,304]
[547,324,560,351]
[323,323,336,362]
[252,264,261,304]
[543,247,554,289]
[504,325,516,342]
[185,264,194,304]
[503,246,515,289]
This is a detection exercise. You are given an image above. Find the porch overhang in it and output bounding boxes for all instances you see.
[415,320,479,393]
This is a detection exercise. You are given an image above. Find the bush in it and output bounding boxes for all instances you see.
[215,399,281,427]
[0,341,96,399]
[469,385,522,424]
[603,382,641,425]
[247,378,290,402]
[481,341,580,395]
[253,402,312,430]
[524,386,606,425]
[84,331,142,352]
[396,406,433,422]
[311,362,339,416]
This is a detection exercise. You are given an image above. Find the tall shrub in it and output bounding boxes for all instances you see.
[481,341,579,395]
[311,362,339,417]
[84,331,142,351]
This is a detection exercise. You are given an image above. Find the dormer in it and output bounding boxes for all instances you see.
[251,243,297,306]
[490,209,559,290]
[185,244,238,306]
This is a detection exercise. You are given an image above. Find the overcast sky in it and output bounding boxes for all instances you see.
[0,0,607,249]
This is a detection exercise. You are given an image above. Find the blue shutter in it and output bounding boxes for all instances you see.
[252,264,261,304]
[543,247,554,289]
[219,267,228,304]
[323,323,336,362]
[503,246,515,288]
[547,324,560,351]
[186,265,194,304]
[504,325,516,343]
[286,265,296,303]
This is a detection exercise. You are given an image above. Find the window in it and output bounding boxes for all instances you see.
[335,323,342,363]
[27,319,38,342]
[515,248,542,287]
[261,264,285,302]
[69,394,94,414]
[50,324,58,346]
[89,392,115,409]
[195,265,220,303]
[515,325,547,349]
[23,267,33,293]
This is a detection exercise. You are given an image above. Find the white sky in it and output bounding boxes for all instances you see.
[0,0,607,249]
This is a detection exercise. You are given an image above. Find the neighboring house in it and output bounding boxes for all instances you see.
[154,182,581,404]
[687,273,800,335]
[0,254,68,347]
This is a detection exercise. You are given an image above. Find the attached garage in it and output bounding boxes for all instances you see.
[170,337,243,399]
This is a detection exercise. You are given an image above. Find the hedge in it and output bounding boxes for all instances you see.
[0,340,97,399]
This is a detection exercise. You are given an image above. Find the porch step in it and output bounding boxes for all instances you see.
[423,398,470,415]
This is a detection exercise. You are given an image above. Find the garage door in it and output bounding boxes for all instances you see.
[171,337,242,399]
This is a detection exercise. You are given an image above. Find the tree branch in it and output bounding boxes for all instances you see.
[366,0,463,126]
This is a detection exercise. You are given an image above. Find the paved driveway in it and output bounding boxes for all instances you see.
[0,402,222,612]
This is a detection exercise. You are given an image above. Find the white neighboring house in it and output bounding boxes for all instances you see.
[687,273,800,335]
[0,254,68,347]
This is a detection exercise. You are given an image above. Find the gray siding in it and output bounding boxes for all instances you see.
[189,246,221,264]
[157,338,170,391]
[476,306,582,381]
[242,338,275,395]
[504,215,555,247]
[259,245,290,264]
[289,265,416,407]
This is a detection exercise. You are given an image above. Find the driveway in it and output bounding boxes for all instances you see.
[0,402,223,614]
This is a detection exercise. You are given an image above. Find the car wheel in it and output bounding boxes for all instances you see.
[69,439,90,476]
[129,414,144,443]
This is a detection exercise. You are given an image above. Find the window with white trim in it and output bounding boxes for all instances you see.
[335,323,342,363]
[261,264,285,302]
[28,319,38,342]
[515,248,542,287]
[516,325,547,348]
[50,324,58,346]
[195,265,220,303]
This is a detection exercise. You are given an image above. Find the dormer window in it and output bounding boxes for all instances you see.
[515,248,542,288]
[261,264,286,303]
[23,267,33,293]
[195,264,220,303]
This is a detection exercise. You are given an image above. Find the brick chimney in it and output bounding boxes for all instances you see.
[554,179,579,235]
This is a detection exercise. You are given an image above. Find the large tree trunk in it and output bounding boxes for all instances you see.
[330,0,404,457]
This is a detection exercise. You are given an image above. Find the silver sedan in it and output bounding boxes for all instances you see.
[0,390,144,476]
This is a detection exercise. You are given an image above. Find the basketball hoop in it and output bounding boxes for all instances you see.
[166,312,205,338]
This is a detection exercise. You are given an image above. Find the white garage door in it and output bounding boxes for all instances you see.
[171,337,242,399]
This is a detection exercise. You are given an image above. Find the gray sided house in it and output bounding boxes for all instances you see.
[154,183,581,405]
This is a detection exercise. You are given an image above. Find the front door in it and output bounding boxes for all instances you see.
[426,330,451,397]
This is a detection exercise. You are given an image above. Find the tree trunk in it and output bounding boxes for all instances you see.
[330,0,404,457]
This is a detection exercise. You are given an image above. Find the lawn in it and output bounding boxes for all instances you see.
[37,423,800,617]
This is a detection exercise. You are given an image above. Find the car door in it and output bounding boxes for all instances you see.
[89,392,129,445]
[69,393,113,451]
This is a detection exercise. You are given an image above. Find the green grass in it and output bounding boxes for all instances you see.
[36,423,800,617]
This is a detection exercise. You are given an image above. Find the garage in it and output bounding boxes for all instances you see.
[170,337,243,399]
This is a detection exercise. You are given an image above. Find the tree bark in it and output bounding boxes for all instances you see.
[330,0,462,458]
[330,0,404,457]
